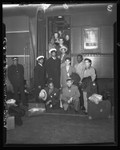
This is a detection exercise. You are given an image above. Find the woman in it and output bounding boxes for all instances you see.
[60,57,75,88]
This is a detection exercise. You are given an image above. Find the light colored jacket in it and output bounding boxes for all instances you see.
[60,65,75,88]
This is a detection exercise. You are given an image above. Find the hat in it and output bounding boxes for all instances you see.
[12,57,18,60]
[66,78,73,82]
[39,89,47,101]
[60,46,68,52]
[49,48,57,53]
[36,55,44,61]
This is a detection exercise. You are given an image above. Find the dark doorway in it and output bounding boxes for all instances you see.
[37,11,46,57]
[47,15,71,60]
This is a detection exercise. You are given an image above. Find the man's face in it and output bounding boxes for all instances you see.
[49,83,54,89]
[77,56,83,63]
[38,58,44,64]
[65,35,69,40]
[59,39,63,45]
[67,80,73,88]
[51,51,56,57]
[85,60,91,68]
[54,33,58,38]
[13,59,18,66]
[65,59,70,65]
[61,48,66,54]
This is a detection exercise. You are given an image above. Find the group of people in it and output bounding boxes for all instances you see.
[6,47,97,114]
[35,48,97,114]
[48,31,70,65]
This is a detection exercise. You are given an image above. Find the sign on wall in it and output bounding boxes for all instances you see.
[83,27,99,50]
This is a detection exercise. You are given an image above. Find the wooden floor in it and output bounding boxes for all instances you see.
[5,110,115,145]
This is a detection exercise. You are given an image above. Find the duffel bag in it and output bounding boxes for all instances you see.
[28,103,46,116]
[88,100,111,119]
[8,105,25,117]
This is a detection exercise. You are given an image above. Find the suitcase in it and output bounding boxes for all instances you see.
[28,103,46,116]
[88,100,111,119]
[6,116,15,130]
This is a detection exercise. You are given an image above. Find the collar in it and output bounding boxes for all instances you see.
[52,57,56,60]
[38,63,43,66]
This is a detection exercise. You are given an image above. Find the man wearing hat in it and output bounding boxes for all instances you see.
[60,78,80,112]
[8,57,25,106]
[59,45,68,65]
[45,48,61,89]
[34,55,45,102]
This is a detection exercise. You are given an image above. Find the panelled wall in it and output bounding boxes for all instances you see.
[46,6,116,78]
[70,11,115,78]
[3,16,31,86]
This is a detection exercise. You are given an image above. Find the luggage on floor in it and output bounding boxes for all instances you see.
[88,100,111,119]
[28,103,46,116]
[8,105,25,126]
[6,116,15,130]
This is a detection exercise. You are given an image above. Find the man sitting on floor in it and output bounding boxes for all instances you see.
[60,78,80,113]
[39,80,60,110]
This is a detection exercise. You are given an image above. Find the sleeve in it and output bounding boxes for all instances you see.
[8,66,13,84]
[73,86,80,100]
[61,88,69,101]
[45,59,52,78]
[91,68,96,81]
[34,67,39,86]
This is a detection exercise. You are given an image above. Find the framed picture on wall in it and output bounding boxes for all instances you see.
[83,27,99,50]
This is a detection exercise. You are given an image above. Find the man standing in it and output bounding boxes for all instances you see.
[34,55,45,102]
[8,57,25,106]
[45,48,61,89]
[74,54,85,110]
[82,58,97,114]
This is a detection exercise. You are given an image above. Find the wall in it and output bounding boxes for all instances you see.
[3,16,31,86]
[45,5,116,78]
[70,11,115,78]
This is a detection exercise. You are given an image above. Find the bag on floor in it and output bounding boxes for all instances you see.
[88,100,111,119]
[28,103,46,116]
[8,105,25,117]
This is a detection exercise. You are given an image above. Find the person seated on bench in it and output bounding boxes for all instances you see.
[39,80,60,109]
[60,78,80,113]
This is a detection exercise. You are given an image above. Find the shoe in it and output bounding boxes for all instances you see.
[74,110,79,114]
[84,112,88,115]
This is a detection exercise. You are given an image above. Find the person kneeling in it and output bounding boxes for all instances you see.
[39,80,60,110]
[61,78,80,113]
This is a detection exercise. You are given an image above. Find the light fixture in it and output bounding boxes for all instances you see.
[107,4,113,12]
[2,4,19,8]
[63,4,68,9]
[41,4,51,12]
[58,16,62,18]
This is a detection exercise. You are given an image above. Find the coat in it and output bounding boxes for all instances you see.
[44,87,60,105]
[8,64,24,87]
[61,85,80,102]
[60,65,76,88]
[45,57,61,89]
[34,64,45,88]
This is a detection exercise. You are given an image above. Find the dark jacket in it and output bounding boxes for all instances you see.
[44,87,60,105]
[45,57,61,89]
[81,76,98,98]
[34,64,45,88]
[8,64,24,86]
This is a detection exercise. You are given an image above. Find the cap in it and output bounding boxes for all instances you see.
[60,46,68,52]
[36,55,44,61]
[12,57,18,60]
[39,89,47,101]
[66,78,73,82]
[49,48,57,53]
